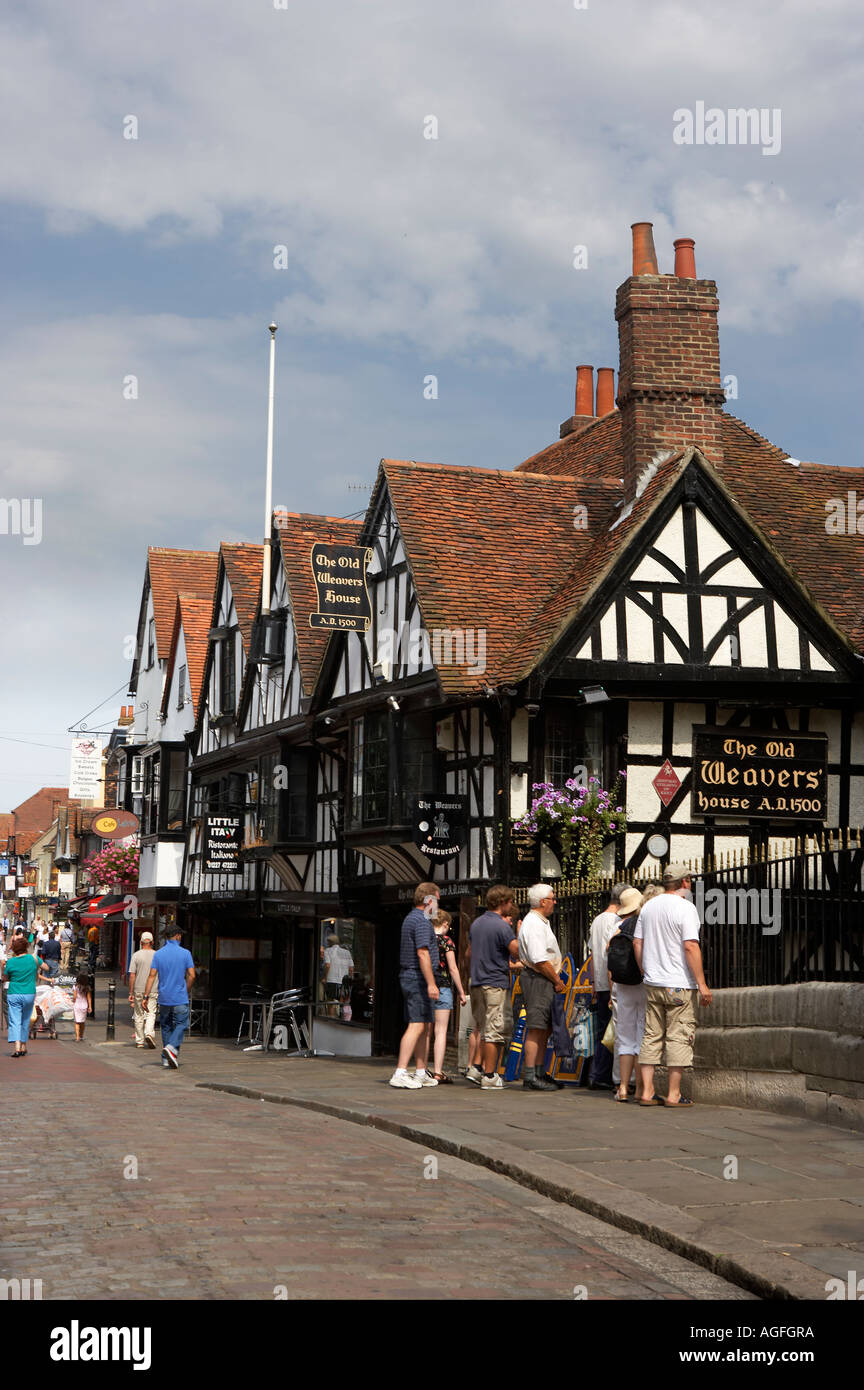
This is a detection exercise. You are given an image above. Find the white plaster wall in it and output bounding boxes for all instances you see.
[673,704,706,757]
[628,702,662,754]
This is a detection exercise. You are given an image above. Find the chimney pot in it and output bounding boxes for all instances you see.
[595,367,615,416]
[575,365,595,417]
[631,222,659,276]
[674,237,697,279]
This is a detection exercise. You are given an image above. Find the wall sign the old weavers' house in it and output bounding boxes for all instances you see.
[691,728,828,821]
[309,543,373,632]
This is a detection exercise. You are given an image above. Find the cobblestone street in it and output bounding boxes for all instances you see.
[0,1040,754,1301]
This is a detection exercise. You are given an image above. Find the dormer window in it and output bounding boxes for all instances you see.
[177,665,187,710]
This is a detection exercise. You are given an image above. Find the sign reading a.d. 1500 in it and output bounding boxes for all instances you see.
[309,543,373,632]
[691,728,828,821]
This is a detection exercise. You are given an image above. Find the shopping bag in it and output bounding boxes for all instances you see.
[570,999,598,1058]
[601,1016,615,1052]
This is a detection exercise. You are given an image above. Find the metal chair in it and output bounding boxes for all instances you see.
[263,987,312,1055]
[188,998,211,1035]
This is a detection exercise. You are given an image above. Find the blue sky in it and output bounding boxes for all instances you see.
[0,0,862,807]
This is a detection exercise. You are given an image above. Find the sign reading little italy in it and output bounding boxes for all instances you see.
[691,728,828,820]
[309,543,373,631]
[204,815,243,872]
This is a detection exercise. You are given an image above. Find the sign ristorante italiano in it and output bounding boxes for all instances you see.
[309,543,373,632]
[691,728,828,821]
[204,816,242,873]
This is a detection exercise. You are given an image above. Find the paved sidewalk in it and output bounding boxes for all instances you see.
[85,1034,864,1300]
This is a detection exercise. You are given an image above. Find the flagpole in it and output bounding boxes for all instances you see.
[262,322,277,616]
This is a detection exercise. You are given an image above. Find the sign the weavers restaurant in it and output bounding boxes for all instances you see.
[691,728,828,821]
[309,543,373,632]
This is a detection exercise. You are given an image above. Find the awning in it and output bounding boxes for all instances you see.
[79,895,128,926]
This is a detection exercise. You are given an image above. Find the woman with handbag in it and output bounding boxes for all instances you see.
[606,887,646,1102]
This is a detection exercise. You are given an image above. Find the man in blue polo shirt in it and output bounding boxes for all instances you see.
[389,881,440,1089]
[143,927,195,1069]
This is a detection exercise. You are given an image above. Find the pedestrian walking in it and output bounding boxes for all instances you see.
[428,910,467,1084]
[2,934,45,1057]
[72,972,92,1040]
[587,883,630,1091]
[87,923,100,971]
[39,927,62,980]
[59,920,74,972]
[389,882,440,1089]
[606,888,646,1102]
[143,926,195,1069]
[516,884,567,1092]
[320,933,355,1004]
[633,864,712,1107]
[128,931,158,1049]
[465,885,519,1090]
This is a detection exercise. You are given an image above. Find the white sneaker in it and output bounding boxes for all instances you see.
[389,1071,422,1089]
[481,1072,503,1089]
[465,1065,484,1086]
[414,1071,438,1087]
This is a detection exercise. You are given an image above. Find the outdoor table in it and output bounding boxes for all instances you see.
[229,996,266,1045]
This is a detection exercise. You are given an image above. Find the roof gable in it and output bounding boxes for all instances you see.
[147,548,219,659]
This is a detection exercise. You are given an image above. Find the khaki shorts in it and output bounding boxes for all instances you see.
[469,985,512,1045]
[639,986,698,1068]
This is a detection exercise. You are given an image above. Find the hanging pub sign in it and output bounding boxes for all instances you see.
[691,727,828,821]
[309,542,373,632]
[412,795,469,860]
[92,810,140,840]
[204,815,243,872]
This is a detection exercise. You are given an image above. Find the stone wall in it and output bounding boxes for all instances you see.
[687,983,864,1132]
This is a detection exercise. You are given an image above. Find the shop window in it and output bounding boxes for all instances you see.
[317,917,374,1026]
[164,750,187,831]
[350,712,389,826]
[219,634,236,716]
[543,706,606,786]
[142,753,161,836]
[396,712,438,823]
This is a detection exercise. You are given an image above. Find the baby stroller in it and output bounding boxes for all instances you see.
[30,984,73,1041]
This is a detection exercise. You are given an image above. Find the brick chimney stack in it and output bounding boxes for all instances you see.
[616,222,725,497]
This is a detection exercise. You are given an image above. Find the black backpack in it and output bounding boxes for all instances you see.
[607,919,643,986]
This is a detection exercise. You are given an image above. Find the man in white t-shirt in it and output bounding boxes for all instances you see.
[633,864,712,1107]
[321,935,354,1000]
[517,884,567,1093]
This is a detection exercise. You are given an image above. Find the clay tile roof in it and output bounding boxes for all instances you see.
[511,410,864,658]
[380,460,616,694]
[0,812,13,850]
[161,594,214,721]
[147,548,219,659]
[11,787,80,856]
[221,543,264,652]
[275,512,361,693]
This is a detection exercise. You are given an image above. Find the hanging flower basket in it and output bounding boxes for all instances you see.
[82,843,139,890]
[513,774,626,879]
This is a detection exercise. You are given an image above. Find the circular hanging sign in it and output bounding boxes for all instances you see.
[92,810,140,840]
[646,832,669,860]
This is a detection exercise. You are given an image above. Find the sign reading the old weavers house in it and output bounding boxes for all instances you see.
[309,543,373,632]
[692,728,828,820]
[204,815,243,873]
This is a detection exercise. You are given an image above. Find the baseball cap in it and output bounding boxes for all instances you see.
[663,863,692,883]
[140,931,154,943]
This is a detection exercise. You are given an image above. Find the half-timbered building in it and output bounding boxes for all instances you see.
[122,220,863,1052]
